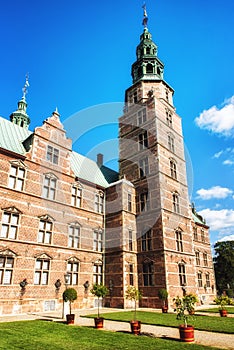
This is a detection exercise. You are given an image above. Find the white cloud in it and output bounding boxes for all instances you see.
[196,186,233,200]
[198,208,234,231]
[195,96,234,136]
[223,159,234,165]
[218,234,234,242]
[213,150,223,158]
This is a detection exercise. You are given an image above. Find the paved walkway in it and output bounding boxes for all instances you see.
[0,308,233,349]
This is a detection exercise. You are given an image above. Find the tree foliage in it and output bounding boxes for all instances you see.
[213,241,234,294]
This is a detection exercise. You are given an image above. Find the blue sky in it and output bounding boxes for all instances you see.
[1,0,234,248]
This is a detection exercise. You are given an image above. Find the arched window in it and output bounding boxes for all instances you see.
[170,159,177,179]
[178,263,186,286]
[146,47,150,54]
[172,193,180,213]
[146,63,153,73]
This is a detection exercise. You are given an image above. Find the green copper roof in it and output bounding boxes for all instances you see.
[0,116,32,154]
[0,116,118,187]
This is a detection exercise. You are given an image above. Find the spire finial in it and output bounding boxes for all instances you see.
[142,2,148,28]
[22,73,29,99]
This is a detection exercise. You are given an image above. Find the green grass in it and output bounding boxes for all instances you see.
[83,310,234,334]
[0,320,218,350]
[200,306,234,314]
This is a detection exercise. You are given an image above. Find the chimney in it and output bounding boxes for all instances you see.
[97,153,103,167]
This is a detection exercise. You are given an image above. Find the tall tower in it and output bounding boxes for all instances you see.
[119,7,198,307]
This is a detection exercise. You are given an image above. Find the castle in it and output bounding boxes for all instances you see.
[0,8,216,315]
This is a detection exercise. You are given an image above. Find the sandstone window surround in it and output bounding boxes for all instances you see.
[46,145,59,165]
[176,229,183,252]
[170,158,177,179]
[172,192,180,213]
[168,133,175,153]
[129,264,134,286]
[0,253,15,285]
[0,207,21,240]
[195,251,201,266]
[143,260,154,286]
[137,107,147,125]
[42,173,57,200]
[178,262,186,286]
[203,252,208,266]
[201,229,205,243]
[93,260,103,284]
[128,229,133,251]
[68,223,81,249]
[71,183,82,208]
[8,160,26,191]
[66,257,80,285]
[138,130,148,150]
[34,257,51,285]
[94,191,104,214]
[205,273,211,288]
[141,229,152,251]
[166,109,173,128]
[197,271,203,287]
[38,215,54,244]
[139,156,149,177]
[193,227,198,241]
[127,193,132,212]
[93,229,103,252]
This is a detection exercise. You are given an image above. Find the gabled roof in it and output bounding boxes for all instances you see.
[0,116,118,188]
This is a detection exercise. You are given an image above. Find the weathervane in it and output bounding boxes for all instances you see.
[142,2,148,28]
[22,73,29,99]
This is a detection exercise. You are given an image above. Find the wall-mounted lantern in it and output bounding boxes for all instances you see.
[19,278,28,291]
[55,279,61,291]
[83,281,90,294]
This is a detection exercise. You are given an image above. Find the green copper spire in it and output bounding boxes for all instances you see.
[131,5,164,84]
[10,74,30,129]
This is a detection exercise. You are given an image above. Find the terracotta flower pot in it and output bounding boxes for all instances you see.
[219,309,228,317]
[130,320,141,335]
[94,317,104,329]
[179,325,194,342]
[66,314,75,325]
[162,306,168,313]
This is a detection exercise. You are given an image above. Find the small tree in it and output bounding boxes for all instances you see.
[158,288,168,308]
[173,294,197,328]
[125,286,142,321]
[62,288,78,315]
[214,295,233,310]
[90,283,109,318]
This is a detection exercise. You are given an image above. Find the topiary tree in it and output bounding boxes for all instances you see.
[125,286,142,321]
[90,283,109,318]
[158,288,168,308]
[62,287,78,315]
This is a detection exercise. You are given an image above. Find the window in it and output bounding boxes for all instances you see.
[93,263,103,284]
[168,134,175,152]
[203,252,208,266]
[201,229,205,243]
[138,131,148,150]
[95,192,104,214]
[166,110,172,127]
[165,90,169,101]
[129,264,134,286]
[143,261,154,286]
[172,193,180,213]
[178,263,186,286]
[128,230,133,251]
[71,186,82,207]
[139,157,149,177]
[146,47,150,55]
[195,251,200,265]
[68,224,80,248]
[198,272,203,288]
[9,164,25,191]
[137,108,147,125]
[93,230,103,252]
[43,174,57,200]
[133,91,138,103]
[205,274,210,288]
[193,227,198,241]
[0,256,14,284]
[66,260,79,285]
[38,219,53,244]
[170,160,177,179]
[34,259,50,285]
[146,63,153,73]
[176,230,183,252]
[128,193,132,212]
[141,229,152,251]
[140,192,149,212]
[0,211,19,239]
[47,145,59,164]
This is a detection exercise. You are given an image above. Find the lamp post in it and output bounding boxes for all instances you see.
[62,273,70,318]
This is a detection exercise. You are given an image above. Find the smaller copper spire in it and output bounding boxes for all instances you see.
[22,73,29,100]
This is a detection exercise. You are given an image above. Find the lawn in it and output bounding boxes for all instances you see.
[83,310,234,334]
[200,306,234,314]
[0,320,219,350]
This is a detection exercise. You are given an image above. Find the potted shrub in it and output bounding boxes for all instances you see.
[158,288,168,313]
[173,294,197,342]
[125,286,142,335]
[185,293,199,315]
[90,283,109,328]
[214,295,233,317]
[62,287,78,324]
